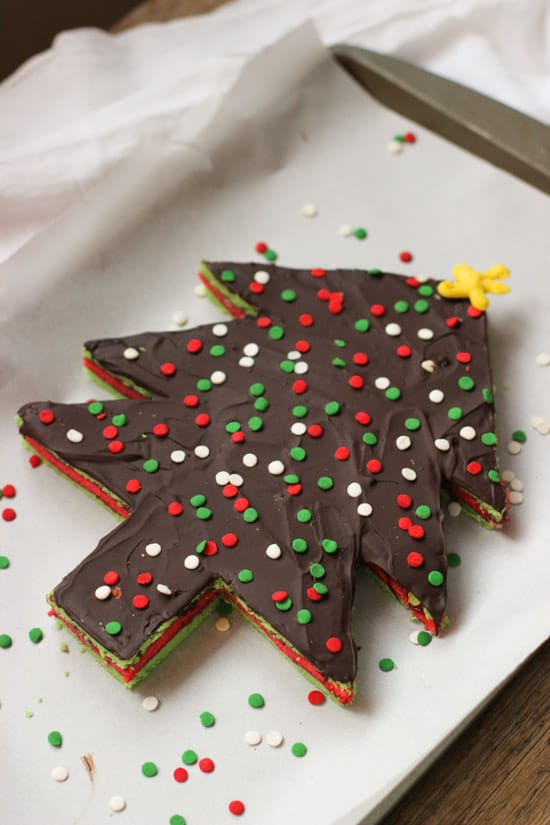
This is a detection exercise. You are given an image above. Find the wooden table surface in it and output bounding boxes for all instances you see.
[113,3,549,824]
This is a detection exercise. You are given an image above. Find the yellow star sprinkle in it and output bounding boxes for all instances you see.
[437,264,510,311]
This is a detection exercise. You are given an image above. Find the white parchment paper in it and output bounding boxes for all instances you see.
[0,24,549,825]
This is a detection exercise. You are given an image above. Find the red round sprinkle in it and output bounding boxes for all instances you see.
[231,431,245,444]
[97,412,106,420]
[199,757,215,773]
[466,460,482,475]
[160,362,176,376]
[229,800,245,816]
[335,446,350,461]
[126,479,141,494]
[399,251,413,263]
[396,345,412,358]
[308,690,326,706]
[183,394,199,407]
[326,636,343,653]
[272,590,288,603]
[456,351,472,364]
[352,352,369,366]
[406,277,420,288]
[404,131,416,143]
[223,484,239,499]
[187,338,203,354]
[168,501,183,516]
[203,541,218,557]
[328,300,343,315]
[355,411,371,425]
[221,533,238,548]
[348,375,365,390]
[249,281,264,294]
[366,459,382,474]
[255,241,268,253]
[370,303,385,317]
[317,288,331,302]
[307,424,323,438]
[467,305,483,318]
[29,455,42,468]
[295,339,310,353]
[397,493,412,509]
[310,268,326,278]
[407,551,424,568]
[2,484,15,498]
[173,767,189,783]
[293,379,308,394]
[234,497,249,513]
[108,440,124,454]
[132,594,149,610]
[409,524,425,539]
[307,587,322,602]
[299,313,314,327]
[287,483,302,496]
[195,413,211,427]
[256,316,272,328]
[398,516,412,530]
[104,570,119,586]
[102,425,118,440]
[137,572,152,586]
[153,423,169,437]
[446,316,460,328]
[38,409,54,424]
[2,508,16,522]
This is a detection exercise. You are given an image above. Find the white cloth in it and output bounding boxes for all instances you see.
[1,0,548,265]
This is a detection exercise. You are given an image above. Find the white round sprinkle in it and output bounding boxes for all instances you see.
[385,323,401,337]
[417,328,434,340]
[266,730,284,747]
[51,766,68,782]
[215,617,231,632]
[531,416,544,428]
[459,426,476,440]
[170,450,186,464]
[535,420,550,435]
[215,471,231,486]
[239,356,255,368]
[509,491,524,505]
[95,585,111,601]
[434,438,450,452]
[157,584,172,596]
[506,440,521,455]
[229,473,244,487]
[142,696,160,712]
[535,352,550,366]
[66,428,84,443]
[415,274,429,283]
[428,389,445,404]
[123,347,140,360]
[396,435,411,451]
[357,502,373,517]
[388,140,403,155]
[194,283,206,297]
[338,223,353,237]
[290,422,307,436]
[195,445,210,459]
[244,730,262,746]
[268,460,285,475]
[421,359,436,373]
[510,477,524,492]
[501,469,516,483]
[266,543,282,559]
[302,203,317,217]
[210,370,226,385]
[448,501,462,517]
[347,482,362,498]
[287,350,301,361]
[242,453,258,468]
[402,467,417,481]
[145,542,162,557]
[109,796,127,813]
[375,376,390,390]
[172,311,188,326]
[212,323,228,337]
[243,343,259,357]
[254,270,270,285]
[294,361,309,374]
[184,555,200,570]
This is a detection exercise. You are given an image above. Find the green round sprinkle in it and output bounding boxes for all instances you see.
[0,634,12,649]
[290,446,306,461]
[448,407,463,420]
[291,742,307,758]
[248,416,263,431]
[404,417,421,431]
[394,134,405,143]
[417,630,432,646]
[190,494,206,508]
[210,344,225,357]
[284,474,300,484]
[48,730,62,747]
[317,476,334,490]
[216,600,232,616]
[249,383,265,397]
[296,509,312,523]
[313,583,328,595]
[281,289,297,302]
[334,338,347,348]
[292,405,308,419]
[248,693,265,709]
[265,248,277,261]
[385,387,401,401]
[196,507,212,521]
[87,401,103,415]
[196,378,212,392]
[0,556,10,569]
[275,597,293,611]
[269,325,285,340]
[225,421,241,433]
[325,401,340,416]
[428,570,444,586]
[196,540,207,554]
[105,621,122,636]
[243,508,258,523]
[182,749,198,765]
[368,268,382,274]
[238,569,254,583]
[292,538,308,553]
[143,458,159,474]
[482,388,493,403]
[112,413,127,427]
[447,552,462,567]
[481,432,497,446]
[353,227,367,239]
[322,539,338,554]
[221,269,235,283]
[332,357,347,368]
[355,319,370,333]
[309,563,325,579]
[418,284,434,297]
[362,432,378,446]
[414,299,429,314]
[488,469,501,483]
[28,627,43,644]
[416,505,432,520]
[280,360,295,373]
[394,300,409,313]
[512,429,527,443]
[378,657,395,672]
[170,815,186,825]
[254,397,270,412]
[458,376,475,391]
[296,609,312,625]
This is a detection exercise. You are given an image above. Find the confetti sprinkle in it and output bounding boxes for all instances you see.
[215,617,231,632]
[0,634,12,648]
[535,352,549,366]
[169,816,187,825]
[378,657,395,672]
[228,800,245,816]
[142,696,160,712]
[266,730,284,747]
[181,749,198,766]
[291,742,307,757]
[200,711,215,728]
[301,203,317,217]
[307,690,326,706]
[387,140,403,155]
[51,766,69,782]
[338,223,353,236]
[509,491,524,505]
[29,627,43,644]
[109,796,126,812]
[244,730,262,746]
[141,761,158,777]
[48,730,63,747]
[247,692,265,709]
[506,440,521,455]
[172,311,188,327]
[0,556,10,569]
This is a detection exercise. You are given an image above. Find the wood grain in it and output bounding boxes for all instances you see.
[113,4,550,824]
